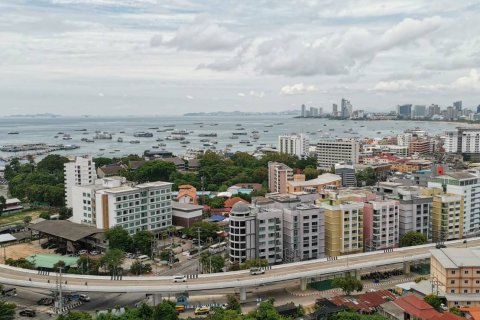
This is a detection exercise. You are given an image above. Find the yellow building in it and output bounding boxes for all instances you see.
[287,173,341,193]
[431,193,463,242]
[431,248,480,308]
[321,199,364,257]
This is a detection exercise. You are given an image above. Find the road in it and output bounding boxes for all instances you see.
[0,238,478,294]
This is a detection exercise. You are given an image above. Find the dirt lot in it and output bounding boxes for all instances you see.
[3,241,54,261]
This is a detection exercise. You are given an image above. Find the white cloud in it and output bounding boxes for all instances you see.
[451,69,480,91]
[372,80,414,92]
[152,16,244,51]
[186,95,194,99]
[280,83,318,95]
[237,92,245,97]
[249,90,264,98]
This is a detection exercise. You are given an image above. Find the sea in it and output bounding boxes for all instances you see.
[0,115,461,166]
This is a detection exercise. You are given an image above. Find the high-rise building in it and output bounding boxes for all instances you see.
[477,105,480,114]
[322,200,364,257]
[335,162,357,187]
[446,106,455,120]
[332,104,338,117]
[397,104,412,118]
[444,128,480,154]
[453,100,462,112]
[72,177,173,235]
[301,104,306,117]
[64,155,96,208]
[412,105,427,119]
[363,199,400,251]
[229,202,257,263]
[267,162,293,193]
[278,133,310,159]
[397,187,432,241]
[429,171,480,237]
[316,139,360,170]
[431,193,463,242]
[341,98,352,118]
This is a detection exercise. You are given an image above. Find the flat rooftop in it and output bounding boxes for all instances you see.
[430,248,480,268]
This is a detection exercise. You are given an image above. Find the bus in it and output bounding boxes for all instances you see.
[209,242,227,254]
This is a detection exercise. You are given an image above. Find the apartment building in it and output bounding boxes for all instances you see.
[397,186,432,241]
[335,162,357,187]
[278,134,310,159]
[316,139,360,170]
[71,177,173,235]
[429,172,480,237]
[64,155,96,208]
[363,199,400,251]
[431,248,480,307]
[228,202,283,264]
[444,128,480,154]
[268,161,293,193]
[431,193,463,242]
[322,200,364,257]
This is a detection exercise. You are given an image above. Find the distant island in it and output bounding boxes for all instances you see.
[184,110,298,116]
[6,113,61,118]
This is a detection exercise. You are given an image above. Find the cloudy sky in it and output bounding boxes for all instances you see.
[1,0,479,116]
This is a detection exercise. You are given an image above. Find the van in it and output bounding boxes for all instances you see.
[1,287,17,297]
[138,255,149,261]
[194,306,211,315]
[250,267,265,275]
[173,275,187,283]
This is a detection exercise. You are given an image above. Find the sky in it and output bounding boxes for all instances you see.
[1,0,480,116]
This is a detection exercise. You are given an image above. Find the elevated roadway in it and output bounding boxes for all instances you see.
[0,238,478,298]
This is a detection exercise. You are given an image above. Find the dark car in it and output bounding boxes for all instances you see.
[37,297,54,305]
[19,309,36,317]
[436,244,446,249]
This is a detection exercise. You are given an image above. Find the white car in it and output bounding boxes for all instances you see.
[249,267,265,275]
[173,275,187,283]
[78,250,88,255]
[90,251,100,256]
[79,294,90,302]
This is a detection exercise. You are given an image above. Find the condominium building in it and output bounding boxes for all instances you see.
[397,186,432,241]
[72,177,173,235]
[228,202,283,265]
[278,134,310,159]
[429,172,480,237]
[322,200,364,257]
[287,173,341,193]
[64,155,96,208]
[363,199,400,251]
[316,139,360,170]
[444,128,480,154]
[335,162,357,187]
[431,248,480,307]
[431,193,463,242]
[268,162,293,193]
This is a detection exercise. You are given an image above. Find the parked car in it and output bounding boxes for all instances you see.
[250,267,265,275]
[194,306,210,315]
[79,294,90,302]
[19,309,36,317]
[175,305,185,313]
[37,297,54,306]
[89,251,100,256]
[436,244,446,249]
[78,250,88,255]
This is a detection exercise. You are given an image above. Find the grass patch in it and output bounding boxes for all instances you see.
[0,209,47,226]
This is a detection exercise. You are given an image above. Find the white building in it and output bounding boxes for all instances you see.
[72,177,173,235]
[444,128,480,154]
[278,134,310,159]
[429,172,480,237]
[268,162,293,193]
[64,156,96,208]
[316,139,360,170]
[229,202,259,263]
[364,199,400,251]
[397,186,432,241]
[397,133,413,147]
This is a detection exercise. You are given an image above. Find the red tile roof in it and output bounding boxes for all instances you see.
[330,290,396,313]
[435,313,466,320]
[224,197,248,208]
[393,295,440,320]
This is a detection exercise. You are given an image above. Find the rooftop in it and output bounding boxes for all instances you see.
[430,248,480,268]
[30,220,104,242]
[288,173,341,187]
[172,202,203,211]
[393,294,439,320]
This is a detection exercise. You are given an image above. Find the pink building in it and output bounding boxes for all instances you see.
[267,162,293,193]
[363,199,400,251]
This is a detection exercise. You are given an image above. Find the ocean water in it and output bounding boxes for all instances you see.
[0,115,458,164]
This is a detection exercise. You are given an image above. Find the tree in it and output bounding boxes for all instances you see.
[400,231,428,247]
[93,157,115,169]
[152,300,178,320]
[200,252,225,273]
[105,226,133,252]
[245,300,285,320]
[205,196,225,208]
[183,221,220,241]
[225,295,241,313]
[303,166,322,180]
[331,311,389,320]
[36,154,69,173]
[0,300,16,320]
[207,309,244,320]
[77,255,99,275]
[130,160,177,183]
[39,211,51,220]
[53,260,66,270]
[58,207,73,220]
[130,260,152,275]
[355,168,378,186]
[5,257,35,269]
[23,215,32,226]
[99,249,125,274]
[424,294,442,309]
[132,230,154,257]
[332,276,364,295]
[242,258,268,269]
[0,196,6,215]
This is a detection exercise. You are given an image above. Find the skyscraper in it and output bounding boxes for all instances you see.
[453,100,462,112]
[340,98,352,118]
[301,104,306,117]
[397,104,412,118]
[332,104,338,117]
[64,155,96,208]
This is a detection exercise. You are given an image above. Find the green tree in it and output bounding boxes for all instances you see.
[37,154,69,173]
[39,211,51,220]
[332,276,364,295]
[58,207,73,220]
[132,230,154,257]
[242,258,268,269]
[303,166,322,180]
[424,294,442,309]
[56,311,93,320]
[5,257,35,269]
[0,300,16,320]
[93,157,115,169]
[206,196,225,208]
[77,255,99,275]
[23,215,32,225]
[331,311,389,320]
[53,260,66,270]
[99,249,125,274]
[0,196,6,215]
[130,260,152,275]
[400,231,428,247]
[245,300,285,320]
[152,300,178,320]
[130,160,177,183]
[105,226,133,252]
[296,156,318,170]
[355,167,378,186]
[225,294,241,313]
[183,221,220,241]
[206,309,244,320]
[200,252,225,273]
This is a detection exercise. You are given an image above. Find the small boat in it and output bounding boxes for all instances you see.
[203,143,213,147]
[180,141,190,145]
[198,133,217,137]
[93,131,112,139]
[230,136,239,139]
[164,125,175,127]
[235,128,245,131]
[119,131,125,133]
[74,129,87,131]
[156,138,164,142]
[57,132,64,134]
[263,130,269,132]
[99,148,105,151]
[264,124,273,127]
[152,146,159,149]
[226,144,233,147]
[200,139,210,142]
[158,143,166,147]
[274,122,284,125]
[165,135,185,141]
[236,124,242,126]
[148,127,159,130]
[114,149,120,152]
[133,132,153,137]
[239,140,250,144]
[247,144,253,146]
[117,137,123,142]
[54,135,58,138]
[129,140,140,144]
[62,135,72,140]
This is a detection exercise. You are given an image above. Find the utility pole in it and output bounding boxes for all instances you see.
[56,266,64,313]
[201,176,206,218]
[197,227,201,251]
